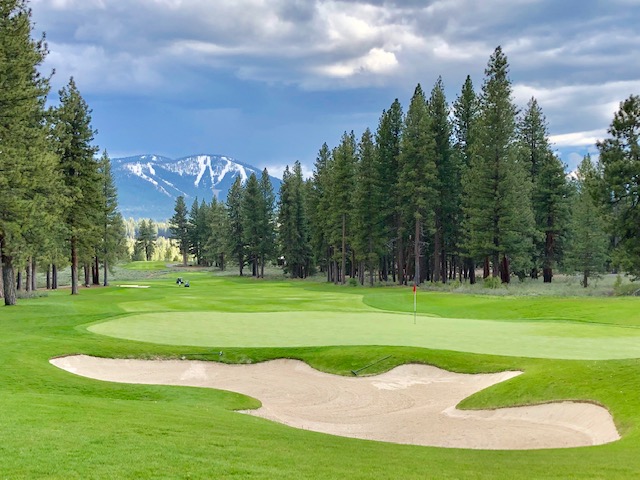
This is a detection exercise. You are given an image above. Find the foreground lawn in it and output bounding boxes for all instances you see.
[2,270,640,479]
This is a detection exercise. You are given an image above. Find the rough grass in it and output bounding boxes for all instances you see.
[2,268,640,478]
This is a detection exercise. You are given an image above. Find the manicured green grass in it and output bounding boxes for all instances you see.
[90,310,640,359]
[2,270,640,478]
[121,260,173,271]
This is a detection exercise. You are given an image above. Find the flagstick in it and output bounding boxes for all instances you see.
[413,283,417,325]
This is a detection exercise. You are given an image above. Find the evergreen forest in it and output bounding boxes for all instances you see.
[3,0,640,306]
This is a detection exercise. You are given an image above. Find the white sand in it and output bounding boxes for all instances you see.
[116,285,150,288]
[50,355,620,450]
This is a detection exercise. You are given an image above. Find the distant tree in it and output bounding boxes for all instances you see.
[328,132,357,284]
[226,177,246,275]
[258,169,276,277]
[462,46,534,283]
[278,162,312,278]
[397,84,437,286]
[242,173,263,276]
[452,75,479,283]
[308,143,332,279]
[597,94,640,276]
[203,197,229,270]
[52,77,101,295]
[187,198,208,265]
[564,156,609,287]
[0,0,58,304]
[169,196,190,266]
[97,151,126,285]
[518,98,570,282]
[375,99,403,282]
[352,128,383,285]
[135,219,157,261]
[427,77,456,283]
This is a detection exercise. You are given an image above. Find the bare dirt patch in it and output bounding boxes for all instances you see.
[50,355,620,450]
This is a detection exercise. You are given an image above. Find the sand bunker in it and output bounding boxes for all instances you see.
[50,355,620,450]
[116,285,150,288]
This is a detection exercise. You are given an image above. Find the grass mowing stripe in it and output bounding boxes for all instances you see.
[88,310,640,360]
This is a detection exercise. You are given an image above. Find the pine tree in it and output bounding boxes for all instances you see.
[564,156,609,286]
[242,173,263,276]
[0,0,58,304]
[226,176,246,275]
[427,77,455,283]
[278,162,312,278]
[397,84,437,286]
[187,198,209,265]
[352,128,383,285]
[308,143,332,278]
[97,151,126,286]
[518,98,570,282]
[452,75,479,283]
[462,46,534,283]
[52,77,101,295]
[375,100,403,282]
[598,95,640,276]
[135,219,157,261]
[203,197,229,270]
[169,195,190,266]
[328,132,357,284]
[258,169,276,277]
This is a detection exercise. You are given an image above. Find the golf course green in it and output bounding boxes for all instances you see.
[89,310,640,359]
[3,267,640,478]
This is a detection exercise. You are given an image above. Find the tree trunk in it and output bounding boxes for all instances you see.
[341,213,347,285]
[31,259,37,291]
[433,217,441,283]
[84,263,91,287]
[0,260,4,299]
[16,270,22,291]
[500,255,510,283]
[1,235,17,305]
[46,265,51,290]
[71,237,79,295]
[468,258,476,285]
[483,257,490,279]
[93,256,100,285]
[543,231,554,283]
[182,247,188,267]
[397,235,405,286]
[582,270,589,288]
[52,264,58,290]
[25,259,32,293]
[103,258,109,287]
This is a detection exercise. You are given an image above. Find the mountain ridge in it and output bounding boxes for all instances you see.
[112,153,282,220]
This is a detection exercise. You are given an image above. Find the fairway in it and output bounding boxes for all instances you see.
[89,310,640,360]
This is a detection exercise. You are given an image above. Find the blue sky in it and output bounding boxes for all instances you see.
[32,0,640,178]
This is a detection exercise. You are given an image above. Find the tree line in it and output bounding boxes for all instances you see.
[168,47,639,289]
[1,0,127,305]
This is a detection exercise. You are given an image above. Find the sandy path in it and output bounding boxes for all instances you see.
[50,355,620,450]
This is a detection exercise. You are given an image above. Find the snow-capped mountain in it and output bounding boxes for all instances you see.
[113,154,282,220]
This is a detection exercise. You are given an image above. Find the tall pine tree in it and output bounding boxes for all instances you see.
[0,0,57,304]
[397,84,437,286]
[52,77,101,295]
[462,47,534,283]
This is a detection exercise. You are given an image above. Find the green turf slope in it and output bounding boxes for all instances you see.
[89,310,640,359]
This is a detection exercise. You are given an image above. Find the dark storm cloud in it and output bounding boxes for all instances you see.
[30,0,640,171]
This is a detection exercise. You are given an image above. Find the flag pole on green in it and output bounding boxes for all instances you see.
[413,283,417,324]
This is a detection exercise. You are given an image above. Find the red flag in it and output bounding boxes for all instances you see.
[413,284,416,293]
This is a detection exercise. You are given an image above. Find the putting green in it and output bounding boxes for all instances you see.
[88,311,640,360]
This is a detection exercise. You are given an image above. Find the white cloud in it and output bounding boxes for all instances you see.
[549,130,606,148]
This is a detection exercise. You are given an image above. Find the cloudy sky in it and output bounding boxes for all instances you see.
[31,0,640,177]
